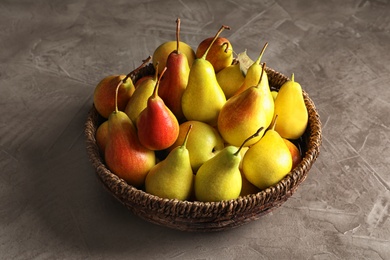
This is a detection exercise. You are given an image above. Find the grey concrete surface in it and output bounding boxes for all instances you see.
[1,0,390,259]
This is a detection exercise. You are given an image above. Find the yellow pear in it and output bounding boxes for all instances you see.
[273,73,308,139]
[216,62,245,99]
[242,117,292,190]
[181,25,228,126]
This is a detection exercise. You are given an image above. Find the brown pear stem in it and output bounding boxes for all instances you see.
[257,62,266,87]
[114,80,123,114]
[181,124,193,148]
[222,42,229,53]
[152,67,167,98]
[201,25,231,60]
[271,115,278,131]
[255,42,268,65]
[234,127,264,156]
[176,18,180,53]
[123,55,152,83]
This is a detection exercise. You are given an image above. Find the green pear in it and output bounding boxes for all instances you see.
[218,63,274,147]
[273,73,308,139]
[105,81,156,187]
[194,127,263,202]
[234,42,268,96]
[181,25,229,126]
[124,64,159,124]
[242,117,292,190]
[158,18,190,122]
[145,125,194,200]
[216,61,245,99]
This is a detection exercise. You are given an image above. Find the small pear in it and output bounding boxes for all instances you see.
[124,64,159,124]
[283,138,302,170]
[242,116,292,190]
[136,67,180,151]
[96,120,108,153]
[216,61,245,99]
[273,73,308,139]
[234,42,268,96]
[105,81,156,187]
[195,127,263,202]
[145,125,194,200]
[218,63,274,147]
[93,57,151,118]
[181,25,229,126]
[158,18,190,122]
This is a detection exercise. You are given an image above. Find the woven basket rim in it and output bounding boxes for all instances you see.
[84,65,322,231]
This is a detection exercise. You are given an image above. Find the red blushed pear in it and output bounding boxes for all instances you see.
[136,67,180,151]
[93,56,151,118]
[104,80,156,187]
[158,18,190,122]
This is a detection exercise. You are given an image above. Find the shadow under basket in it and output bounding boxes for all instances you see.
[85,64,322,232]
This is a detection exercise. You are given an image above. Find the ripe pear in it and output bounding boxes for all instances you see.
[168,120,225,172]
[234,42,268,96]
[145,125,194,200]
[181,25,229,126]
[158,18,190,122]
[283,138,302,170]
[93,57,151,118]
[105,82,156,187]
[273,73,308,139]
[136,68,180,151]
[152,19,195,75]
[124,65,159,124]
[242,117,292,190]
[195,35,233,73]
[96,120,108,153]
[216,62,245,99]
[218,63,274,147]
[195,127,263,202]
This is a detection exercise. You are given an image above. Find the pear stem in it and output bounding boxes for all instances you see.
[257,62,266,87]
[291,73,295,82]
[255,42,268,65]
[123,56,152,83]
[271,115,278,131]
[234,127,264,156]
[181,124,193,148]
[222,42,229,53]
[176,18,180,53]
[114,79,122,114]
[152,66,167,98]
[201,25,231,60]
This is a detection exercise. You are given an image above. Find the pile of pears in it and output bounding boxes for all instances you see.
[92,19,309,202]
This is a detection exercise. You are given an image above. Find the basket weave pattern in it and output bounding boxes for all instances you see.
[85,65,322,232]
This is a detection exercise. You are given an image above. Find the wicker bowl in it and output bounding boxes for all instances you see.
[85,64,322,232]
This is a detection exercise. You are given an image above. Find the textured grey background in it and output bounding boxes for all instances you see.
[1,0,390,259]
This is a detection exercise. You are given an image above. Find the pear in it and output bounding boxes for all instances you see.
[96,120,108,153]
[283,138,302,170]
[93,57,151,118]
[124,64,159,124]
[234,42,268,96]
[158,18,190,122]
[181,25,229,126]
[216,61,245,99]
[105,81,156,187]
[168,120,225,172]
[218,63,274,147]
[152,19,195,75]
[145,125,194,200]
[195,127,263,202]
[195,35,233,73]
[242,116,292,190]
[273,73,308,139]
[136,67,180,151]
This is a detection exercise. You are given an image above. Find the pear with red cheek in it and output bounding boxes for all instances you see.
[93,57,151,118]
[196,32,233,73]
[136,67,180,151]
[104,80,156,187]
[158,18,190,122]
